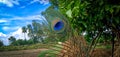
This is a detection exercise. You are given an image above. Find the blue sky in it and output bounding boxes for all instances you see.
[0,0,50,45]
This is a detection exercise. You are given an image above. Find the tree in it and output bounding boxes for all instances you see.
[50,0,120,43]
[0,40,3,47]
[27,20,45,43]
[11,39,26,46]
[50,0,120,56]
[8,36,16,44]
[22,26,27,40]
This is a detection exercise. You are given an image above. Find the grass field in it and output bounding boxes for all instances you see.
[0,43,51,51]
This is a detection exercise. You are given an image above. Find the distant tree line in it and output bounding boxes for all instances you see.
[8,20,64,46]
[8,36,36,46]
[8,20,46,46]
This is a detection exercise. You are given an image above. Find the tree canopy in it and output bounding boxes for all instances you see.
[48,0,120,56]
[26,20,45,43]
[8,36,16,44]
[50,0,120,42]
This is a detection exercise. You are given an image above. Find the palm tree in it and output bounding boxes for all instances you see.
[27,24,35,44]
[22,26,27,40]
[27,21,45,44]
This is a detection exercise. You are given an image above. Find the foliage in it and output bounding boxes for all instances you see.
[48,1,120,56]
[9,38,40,46]
[0,40,3,47]
[8,36,16,44]
[96,44,111,49]
[50,0,120,43]
[22,26,27,40]
[10,39,26,46]
[27,20,45,43]
[8,19,65,46]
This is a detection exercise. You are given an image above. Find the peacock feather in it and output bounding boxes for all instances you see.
[39,8,90,57]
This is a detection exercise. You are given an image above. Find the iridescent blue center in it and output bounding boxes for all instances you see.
[54,21,64,31]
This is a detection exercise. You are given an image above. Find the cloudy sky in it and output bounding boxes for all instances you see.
[0,0,50,45]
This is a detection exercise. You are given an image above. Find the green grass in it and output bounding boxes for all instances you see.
[96,44,111,49]
[0,43,51,51]
[38,44,63,57]
[38,50,57,57]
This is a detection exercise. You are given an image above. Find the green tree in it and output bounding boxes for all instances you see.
[50,0,120,43]
[27,39,34,45]
[0,40,3,47]
[27,20,45,43]
[8,36,16,44]
[49,1,120,56]
[11,39,26,46]
[22,26,27,40]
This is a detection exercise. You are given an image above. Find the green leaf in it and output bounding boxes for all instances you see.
[110,8,114,13]
[66,9,72,18]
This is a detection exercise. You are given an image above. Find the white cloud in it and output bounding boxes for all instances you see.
[2,26,20,31]
[20,0,49,8]
[20,6,26,8]
[2,27,9,30]
[0,15,43,26]
[0,19,10,25]
[0,32,9,45]
[0,14,44,21]
[30,0,49,5]
[10,15,44,20]
[0,19,8,23]
[0,0,19,7]
[10,28,29,40]
[10,0,19,5]
[0,0,13,7]
[0,28,30,45]
[39,0,49,5]
[0,13,14,17]
[0,32,7,37]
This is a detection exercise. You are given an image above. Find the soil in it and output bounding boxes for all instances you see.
[90,48,111,57]
[0,48,119,57]
[0,49,48,57]
[91,46,120,57]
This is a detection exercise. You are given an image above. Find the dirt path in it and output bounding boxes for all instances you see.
[0,49,48,57]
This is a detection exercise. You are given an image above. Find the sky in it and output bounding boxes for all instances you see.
[0,0,50,45]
